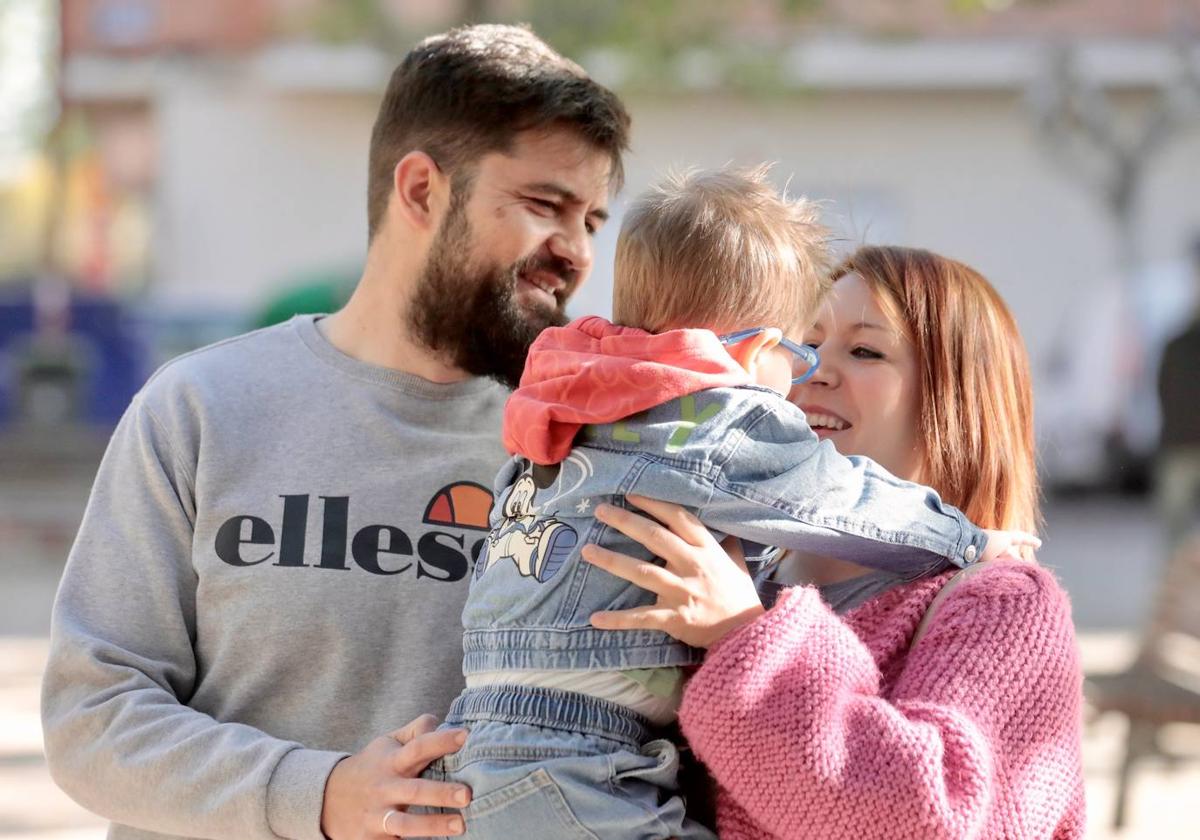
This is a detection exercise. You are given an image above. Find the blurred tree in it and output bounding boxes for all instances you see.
[288,0,1070,92]
[519,0,1070,92]
[1028,37,1200,282]
[462,0,490,24]
[304,0,397,47]
[1028,30,1200,483]
[0,0,57,186]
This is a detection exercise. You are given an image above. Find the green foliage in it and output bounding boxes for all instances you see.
[304,0,397,47]
[289,0,1068,94]
[519,0,812,94]
[948,0,1060,13]
[524,0,726,61]
[0,0,57,165]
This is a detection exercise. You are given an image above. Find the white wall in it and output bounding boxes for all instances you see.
[155,81,377,311]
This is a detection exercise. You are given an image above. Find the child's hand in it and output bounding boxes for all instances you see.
[583,495,765,648]
[981,528,1042,563]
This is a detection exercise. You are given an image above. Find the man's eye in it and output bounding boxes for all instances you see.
[528,198,558,214]
[851,346,884,360]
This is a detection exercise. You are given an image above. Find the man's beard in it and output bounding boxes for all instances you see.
[408,200,577,390]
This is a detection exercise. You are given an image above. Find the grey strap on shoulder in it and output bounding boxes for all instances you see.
[910,561,992,649]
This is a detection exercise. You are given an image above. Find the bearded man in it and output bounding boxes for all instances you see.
[42,24,629,840]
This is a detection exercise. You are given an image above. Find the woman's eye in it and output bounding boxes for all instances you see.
[851,346,884,360]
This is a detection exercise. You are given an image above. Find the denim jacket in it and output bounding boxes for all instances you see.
[464,383,986,675]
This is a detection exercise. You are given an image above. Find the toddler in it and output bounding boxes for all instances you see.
[422,167,1021,839]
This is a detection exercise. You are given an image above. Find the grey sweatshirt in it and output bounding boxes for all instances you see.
[41,316,509,840]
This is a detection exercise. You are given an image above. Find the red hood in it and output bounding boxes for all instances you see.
[504,315,751,464]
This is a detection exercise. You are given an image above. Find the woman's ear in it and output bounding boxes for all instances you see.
[724,328,782,376]
[390,151,450,233]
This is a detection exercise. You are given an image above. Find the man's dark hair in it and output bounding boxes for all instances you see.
[366,24,631,242]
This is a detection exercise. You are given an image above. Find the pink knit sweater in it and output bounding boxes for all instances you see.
[678,560,1086,839]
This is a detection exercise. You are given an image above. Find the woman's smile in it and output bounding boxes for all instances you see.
[796,404,852,438]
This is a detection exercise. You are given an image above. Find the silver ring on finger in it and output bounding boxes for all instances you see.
[382,808,401,836]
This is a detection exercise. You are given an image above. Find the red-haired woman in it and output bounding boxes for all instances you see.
[586,246,1085,839]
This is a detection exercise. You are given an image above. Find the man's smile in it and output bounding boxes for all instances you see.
[523,268,562,293]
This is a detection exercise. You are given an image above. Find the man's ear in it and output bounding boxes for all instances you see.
[724,328,782,376]
[390,151,450,233]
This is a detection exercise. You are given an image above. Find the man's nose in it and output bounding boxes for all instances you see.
[548,223,592,276]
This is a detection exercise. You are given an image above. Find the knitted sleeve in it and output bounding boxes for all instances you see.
[677,563,1084,840]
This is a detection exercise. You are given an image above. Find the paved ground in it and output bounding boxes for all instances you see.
[2,458,1198,838]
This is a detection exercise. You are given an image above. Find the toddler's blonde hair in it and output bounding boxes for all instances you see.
[613,165,832,336]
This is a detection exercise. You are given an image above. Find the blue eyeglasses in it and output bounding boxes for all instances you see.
[718,327,821,384]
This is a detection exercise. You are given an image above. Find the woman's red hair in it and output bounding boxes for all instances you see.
[833,246,1040,533]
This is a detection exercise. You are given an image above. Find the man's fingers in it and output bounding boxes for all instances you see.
[589,606,677,632]
[388,713,440,745]
[581,544,681,596]
[382,777,471,810]
[594,503,696,572]
[625,495,711,548]
[382,809,465,837]
[392,728,468,777]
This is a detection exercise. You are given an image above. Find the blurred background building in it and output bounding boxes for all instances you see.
[1,1,1199,837]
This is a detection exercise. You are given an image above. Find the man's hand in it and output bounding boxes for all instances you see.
[321,714,471,839]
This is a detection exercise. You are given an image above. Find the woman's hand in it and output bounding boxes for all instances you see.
[584,495,765,648]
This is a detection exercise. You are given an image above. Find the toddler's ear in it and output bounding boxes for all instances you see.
[724,328,782,375]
